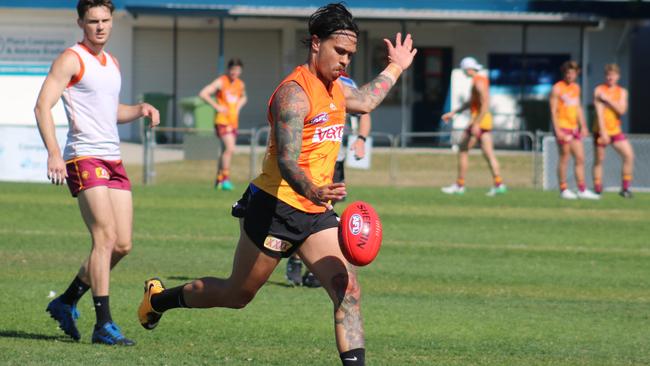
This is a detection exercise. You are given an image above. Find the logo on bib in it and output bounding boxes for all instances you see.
[308,112,329,125]
[313,124,344,143]
[560,95,579,106]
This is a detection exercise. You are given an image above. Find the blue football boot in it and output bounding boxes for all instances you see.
[91,322,135,346]
[46,297,80,341]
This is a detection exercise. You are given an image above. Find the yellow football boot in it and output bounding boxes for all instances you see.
[138,278,165,330]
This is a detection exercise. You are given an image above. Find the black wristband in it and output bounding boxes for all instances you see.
[357,135,367,142]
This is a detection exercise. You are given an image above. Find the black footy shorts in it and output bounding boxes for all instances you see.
[333,160,345,184]
[231,184,339,258]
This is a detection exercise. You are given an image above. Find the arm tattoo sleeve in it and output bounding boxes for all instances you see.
[272,82,320,202]
[348,73,396,112]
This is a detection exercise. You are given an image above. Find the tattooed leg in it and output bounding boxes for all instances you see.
[332,267,365,351]
[297,228,366,353]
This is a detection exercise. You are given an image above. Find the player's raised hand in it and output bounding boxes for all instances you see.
[383,32,417,71]
[141,103,160,128]
[47,155,67,185]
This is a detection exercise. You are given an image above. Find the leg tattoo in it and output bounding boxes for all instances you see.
[332,270,365,350]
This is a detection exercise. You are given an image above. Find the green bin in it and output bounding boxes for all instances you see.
[180,97,215,135]
[142,92,172,143]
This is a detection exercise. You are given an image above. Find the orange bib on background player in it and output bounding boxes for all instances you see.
[593,84,623,136]
[470,74,493,130]
[252,65,346,213]
[214,74,245,128]
[553,80,580,129]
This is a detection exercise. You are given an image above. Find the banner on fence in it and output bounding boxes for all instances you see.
[345,136,373,170]
[0,126,67,182]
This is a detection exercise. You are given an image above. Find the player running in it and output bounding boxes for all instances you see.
[35,0,159,345]
[199,58,248,191]
[441,57,506,196]
[138,4,416,365]
[550,60,599,199]
[592,63,634,198]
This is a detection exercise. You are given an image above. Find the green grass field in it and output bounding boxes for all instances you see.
[1,179,649,365]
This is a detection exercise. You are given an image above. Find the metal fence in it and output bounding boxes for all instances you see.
[390,130,540,187]
[141,124,556,189]
[542,134,650,192]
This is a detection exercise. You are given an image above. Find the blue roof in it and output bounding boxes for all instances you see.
[2,1,649,19]
[0,0,551,12]
[120,1,534,12]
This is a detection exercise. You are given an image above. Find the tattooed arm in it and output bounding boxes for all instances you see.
[345,32,417,114]
[271,82,346,209]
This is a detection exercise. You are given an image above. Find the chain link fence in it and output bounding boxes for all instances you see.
[143,127,546,189]
[542,134,650,192]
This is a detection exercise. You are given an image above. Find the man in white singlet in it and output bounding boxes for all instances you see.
[34,0,159,346]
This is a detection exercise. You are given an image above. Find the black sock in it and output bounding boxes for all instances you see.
[93,296,112,327]
[150,285,188,313]
[59,276,90,305]
[340,348,365,366]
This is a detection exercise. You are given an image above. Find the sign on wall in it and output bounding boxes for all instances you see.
[0,126,67,182]
[0,26,77,126]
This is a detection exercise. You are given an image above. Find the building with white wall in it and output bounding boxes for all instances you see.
[1,1,649,143]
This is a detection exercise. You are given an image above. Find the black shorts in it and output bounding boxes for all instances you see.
[333,160,345,183]
[232,184,339,258]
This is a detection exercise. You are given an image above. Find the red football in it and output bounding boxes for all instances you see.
[338,201,383,266]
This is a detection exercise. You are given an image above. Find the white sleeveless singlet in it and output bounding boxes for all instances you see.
[62,43,122,161]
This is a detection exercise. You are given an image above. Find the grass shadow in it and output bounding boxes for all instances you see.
[265,280,296,288]
[166,275,194,281]
[0,329,73,342]
[167,276,306,289]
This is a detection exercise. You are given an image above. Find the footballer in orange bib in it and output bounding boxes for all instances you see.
[552,80,583,144]
[553,80,581,131]
[199,58,247,190]
[214,73,245,130]
[592,63,634,198]
[550,60,598,199]
[138,4,417,365]
[469,73,493,133]
[252,65,346,213]
[441,57,505,196]
[593,83,625,142]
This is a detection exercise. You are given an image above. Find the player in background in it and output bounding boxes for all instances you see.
[592,63,634,198]
[335,72,373,185]
[35,0,159,345]
[286,72,372,288]
[549,61,600,200]
[199,58,248,191]
[138,4,416,365]
[441,57,506,196]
